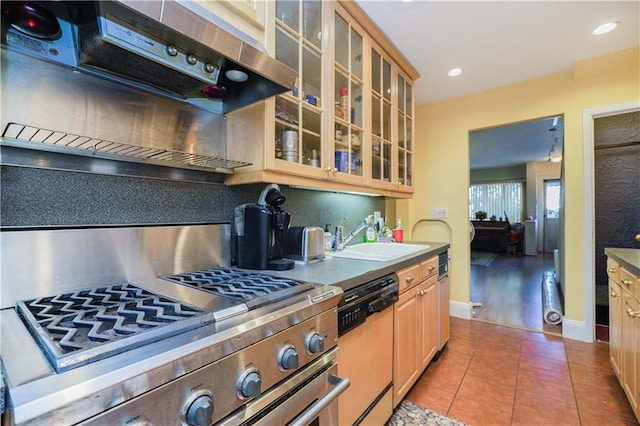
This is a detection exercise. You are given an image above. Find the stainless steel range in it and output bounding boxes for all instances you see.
[0,224,346,425]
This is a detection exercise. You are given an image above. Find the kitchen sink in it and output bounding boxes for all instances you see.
[329,242,430,262]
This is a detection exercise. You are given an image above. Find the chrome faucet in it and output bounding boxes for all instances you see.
[337,220,367,250]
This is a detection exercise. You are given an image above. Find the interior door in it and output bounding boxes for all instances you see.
[543,179,560,253]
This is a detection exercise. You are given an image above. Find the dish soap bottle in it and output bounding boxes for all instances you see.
[364,216,377,243]
[324,224,333,251]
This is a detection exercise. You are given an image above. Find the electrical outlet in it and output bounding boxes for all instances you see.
[433,208,448,219]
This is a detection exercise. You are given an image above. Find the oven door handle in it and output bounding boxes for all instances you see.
[289,374,350,426]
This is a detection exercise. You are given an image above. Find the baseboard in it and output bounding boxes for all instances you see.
[562,318,593,342]
[450,301,472,320]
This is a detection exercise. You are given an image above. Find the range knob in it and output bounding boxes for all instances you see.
[203,63,216,73]
[166,46,178,56]
[279,346,299,370]
[307,332,325,354]
[186,54,198,65]
[239,371,261,398]
[185,394,213,426]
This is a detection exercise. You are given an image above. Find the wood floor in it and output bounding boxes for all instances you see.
[470,251,562,335]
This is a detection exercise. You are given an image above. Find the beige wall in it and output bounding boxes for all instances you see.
[400,46,639,325]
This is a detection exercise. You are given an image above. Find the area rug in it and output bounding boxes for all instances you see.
[387,400,468,426]
[470,251,497,267]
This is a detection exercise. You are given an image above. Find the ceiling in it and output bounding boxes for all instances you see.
[355,0,639,169]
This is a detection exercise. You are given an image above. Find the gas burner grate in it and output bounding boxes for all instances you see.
[17,283,214,372]
[162,268,313,309]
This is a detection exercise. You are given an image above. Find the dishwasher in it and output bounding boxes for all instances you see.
[336,273,399,425]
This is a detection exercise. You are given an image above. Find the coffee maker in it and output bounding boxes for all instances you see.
[233,184,295,271]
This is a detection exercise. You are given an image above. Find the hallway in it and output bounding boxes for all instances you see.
[404,318,638,425]
[470,252,561,334]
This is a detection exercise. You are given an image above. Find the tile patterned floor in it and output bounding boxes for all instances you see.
[402,318,638,426]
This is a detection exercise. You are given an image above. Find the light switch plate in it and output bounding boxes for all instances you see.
[433,208,448,219]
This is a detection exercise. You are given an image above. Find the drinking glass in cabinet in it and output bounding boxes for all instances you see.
[302,0,322,48]
[276,1,299,31]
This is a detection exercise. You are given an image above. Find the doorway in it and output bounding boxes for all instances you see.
[593,110,640,336]
[543,179,560,253]
[469,116,564,334]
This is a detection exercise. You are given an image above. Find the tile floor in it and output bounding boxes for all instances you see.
[404,317,638,425]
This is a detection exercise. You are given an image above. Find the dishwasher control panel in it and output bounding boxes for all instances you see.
[337,273,399,336]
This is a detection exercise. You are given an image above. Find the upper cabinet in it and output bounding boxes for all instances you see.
[193,0,266,44]
[332,10,365,183]
[225,0,419,198]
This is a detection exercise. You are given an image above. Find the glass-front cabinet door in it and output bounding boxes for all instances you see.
[396,73,414,188]
[333,10,364,179]
[274,0,323,170]
[371,48,393,186]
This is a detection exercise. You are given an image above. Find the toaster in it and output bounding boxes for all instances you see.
[284,226,325,263]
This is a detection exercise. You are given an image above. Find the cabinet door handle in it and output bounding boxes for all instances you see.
[607,268,617,273]
[626,307,640,319]
[610,291,619,298]
[621,278,633,287]
[406,275,415,285]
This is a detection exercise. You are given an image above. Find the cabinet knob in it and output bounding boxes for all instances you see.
[635,234,640,243]
[621,278,633,287]
[406,275,415,284]
[428,266,435,272]
[626,307,640,319]
[610,291,619,298]
[607,268,616,273]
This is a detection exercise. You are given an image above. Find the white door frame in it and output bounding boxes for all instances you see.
[581,101,640,342]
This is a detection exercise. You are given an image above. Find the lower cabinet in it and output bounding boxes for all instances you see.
[393,264,438,407]
[609,278,623,378]
[607,255,640,422]
[621,291,639,418]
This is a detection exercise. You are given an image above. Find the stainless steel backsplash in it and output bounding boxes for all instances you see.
[0,224,230,309]
[1,50,230,172]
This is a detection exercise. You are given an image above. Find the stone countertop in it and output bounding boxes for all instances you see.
[605,248,640,277]
[257,241,450,292]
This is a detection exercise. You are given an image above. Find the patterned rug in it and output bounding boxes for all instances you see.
[470,250,497,267]
[387,400,468,426]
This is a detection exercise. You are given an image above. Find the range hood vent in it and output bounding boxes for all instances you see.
[1,0,297,114]
[2,123,251,173]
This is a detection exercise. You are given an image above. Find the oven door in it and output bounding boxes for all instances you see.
[218,347,349,426]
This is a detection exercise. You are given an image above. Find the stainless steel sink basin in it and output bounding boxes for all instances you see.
[329,242,430,262]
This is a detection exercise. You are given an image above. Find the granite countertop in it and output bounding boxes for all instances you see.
[605,248,640,276]
[258,241,449,292]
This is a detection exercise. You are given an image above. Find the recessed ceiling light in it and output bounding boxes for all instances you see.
[448,68,463,77]
[593,21,619,35]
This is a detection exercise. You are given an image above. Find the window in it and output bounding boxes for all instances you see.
[469,181,523,222]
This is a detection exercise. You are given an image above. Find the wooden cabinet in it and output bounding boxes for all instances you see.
[608,257,623,379]
[393,257,439,407]
[607,256,640,422]
[226,0,419,198]
[622,292,639,416]
[193,0,266,44]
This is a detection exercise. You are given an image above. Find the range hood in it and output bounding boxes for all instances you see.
[1,0,297,114]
